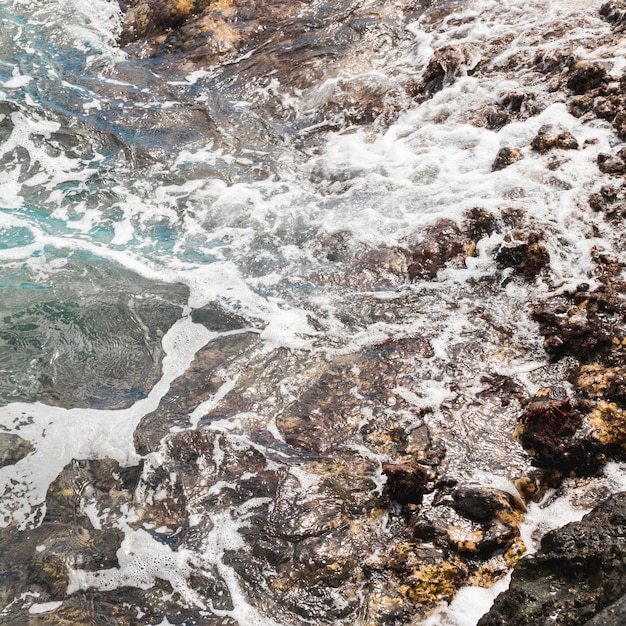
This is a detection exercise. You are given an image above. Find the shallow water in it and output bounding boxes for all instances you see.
[0,0,625,623]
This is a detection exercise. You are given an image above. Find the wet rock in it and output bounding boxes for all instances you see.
[478,492,626,626]
[462,207,498,241]
[597,151,626,174]
[486,92,539,129]
[588,184,626,222]
[0,433,33,467]
[447,487,525,560]
[276,337,433,454]
[600,0,626,31]
[421,45,479,94]
[567,62,608,94]
[513,390,605,474]
[382,459,436,505]
[0,458,136,613]
[407,220,475,281]
[582,594,626,626]
[494,231,550,277]
[134,331,260,455]
[531,278,626,363]
[492,146,523,171]
[613,109,626,138]
[531,124,579,153]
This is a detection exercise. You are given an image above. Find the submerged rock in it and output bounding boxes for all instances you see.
[0,433,33,467]
[478,492,626,626]
[407,220,475,281]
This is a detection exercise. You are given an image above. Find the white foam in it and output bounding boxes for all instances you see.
[0,316,213,528]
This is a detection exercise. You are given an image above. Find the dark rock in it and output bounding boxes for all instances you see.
[531,125,579,153]
[134,331,260,455]
[407,220,474,281]
[513,391,605,474]
[531,278,626,363]
[492,147,523,171]
[495,231,550,277]
[597,152,626,174]
[382,460,435,505]
[190,302,252,332]
[462,207,498,241]
[613,109,626,137]
[600,0,626,31]
[478,492,626,626]
[0,433,33,467]
[567,62,608,94]
[422,45,477,94]
[582,594,626,626]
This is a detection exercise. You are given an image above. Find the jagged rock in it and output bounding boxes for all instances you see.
[514,391,605,474]
[492,147,523,171]
[600,0,626,31]
[407,220,475,281]
[421,45,479,94]
[494,231,550,277]
[588,184,626,222]
[567,62,608,94]
[597,151,626,174]
[531,124,579,153]
[382,459,436,505]
[446,487,525,559]
[478,492,626,626]
[486,92,539,129]
[531,279,626,363]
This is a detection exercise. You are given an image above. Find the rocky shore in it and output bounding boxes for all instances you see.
[1,0,626,624]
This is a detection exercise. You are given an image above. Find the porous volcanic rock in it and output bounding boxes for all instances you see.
[478,492,626,626]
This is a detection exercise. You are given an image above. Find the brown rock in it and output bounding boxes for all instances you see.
[492,147,523,171]
[382,459,436,505]
[407,220,474,281]
[531,125,579,153]
[494,231,550,277]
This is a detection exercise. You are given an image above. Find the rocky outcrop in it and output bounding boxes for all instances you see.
[478,492,626,626]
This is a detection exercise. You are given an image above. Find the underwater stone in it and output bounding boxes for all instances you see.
[0,433,33,467]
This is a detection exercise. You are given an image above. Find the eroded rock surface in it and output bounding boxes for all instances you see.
[478,492,626,626]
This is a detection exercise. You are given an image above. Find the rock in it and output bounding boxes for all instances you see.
[134,331,260,454]
[421,45,479,94]
[597,152,626,174]
[600,0,626,31]
[531,124,579,153]
[447,487,525,559]
[382,459,436,505]
[613,109,626,137]
[567,62,608,94]
[531,280,626,363]
[478,492,626,626]
[513,390,605,474]
[407,220,475,281]
[494,231,550,277]
[588,184,626,222]
[582,594,626,626]
[0,433,33,467]
[492,147,523,171]
[486,92,539,129]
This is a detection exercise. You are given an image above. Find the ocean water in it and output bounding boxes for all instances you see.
[1,0,625,623]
